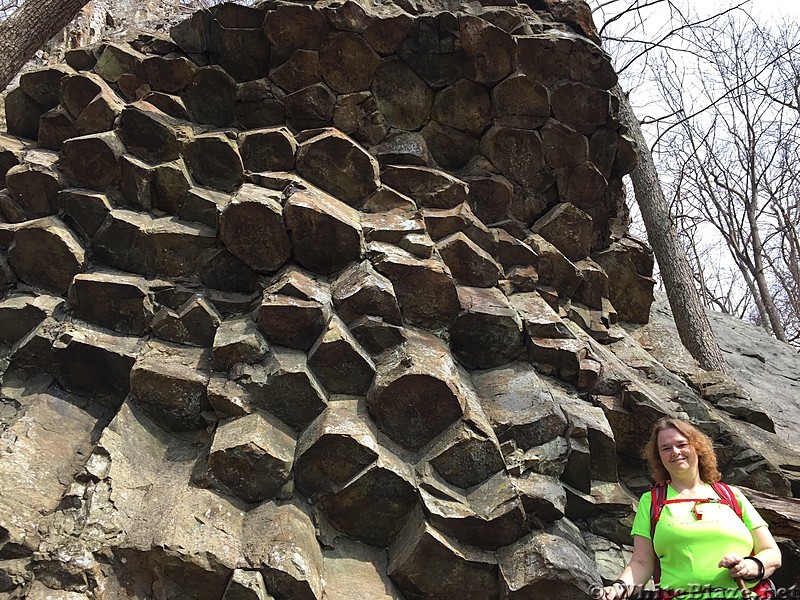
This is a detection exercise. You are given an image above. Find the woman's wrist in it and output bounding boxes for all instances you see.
[612,579,629,598]
[742,556,765,581]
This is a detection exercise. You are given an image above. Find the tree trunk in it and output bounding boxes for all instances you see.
[615,83,729,373]
[0,0,91,92]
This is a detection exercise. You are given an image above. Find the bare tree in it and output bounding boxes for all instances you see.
[0,0,92,91]
[593,0,734,370]
[651,15,800,345]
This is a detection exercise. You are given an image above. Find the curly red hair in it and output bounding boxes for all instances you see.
[643,417,721,483]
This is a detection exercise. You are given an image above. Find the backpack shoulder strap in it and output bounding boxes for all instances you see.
[649,481,669,587]
[711,481,743,520]
[650,481,669,539]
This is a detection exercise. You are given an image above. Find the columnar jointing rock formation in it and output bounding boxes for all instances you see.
[2,1,796,599]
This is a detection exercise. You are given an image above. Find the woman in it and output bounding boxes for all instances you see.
[598,417,781,599]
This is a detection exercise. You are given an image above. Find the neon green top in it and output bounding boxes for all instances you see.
[631,483,768,599]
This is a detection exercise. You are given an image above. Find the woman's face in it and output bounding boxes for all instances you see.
[657,427,699,479]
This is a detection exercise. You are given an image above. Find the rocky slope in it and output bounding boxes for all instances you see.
[0,0,799,598]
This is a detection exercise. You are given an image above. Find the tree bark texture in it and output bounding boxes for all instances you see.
[614,83,729,373]
[0,0,91,91]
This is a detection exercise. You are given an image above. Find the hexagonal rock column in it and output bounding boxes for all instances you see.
[92,209,217,278]
[184,132,245,192]
[296,129,380,207]
[388,507,499,600]
[508,291,574,340]
[51,322,139,404]
[9,217,86,294]
[592,237,655,323]
[6,158,63,218]
[424,420,505,490]
[531,202,593,262]
[211,317,269,372]
[151,295,222,347]
[471,363,569,452]
[239,347,328,431]
[525,233,582,298]
[294,397,380,499]
[368,242,460,330]
[61,131,125,191]
[381,165,469,209]
[255,292,330,352]
[219,184,291,273]
[238,127,297,173]
[117,101,191,163]
[437,232,502,288]
[497,531,601,599]
[243,502,323,600]
[419,471,528,550]
[129,342,212,431]
[449,286,524,370]
[332,260,402,326]
[367,328,465,451]
[283,187,364,275]
[318,450,417,547]
[68,271,155,335]
[307,316,375,395]
[208,410,295,503]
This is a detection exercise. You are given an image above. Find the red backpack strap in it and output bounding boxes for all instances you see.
[649,481,669,586]
[710,481,743,520]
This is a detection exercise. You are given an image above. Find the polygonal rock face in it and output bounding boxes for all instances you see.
[185,66,237,126]
[129,344,211,431]
[437,232,501,288]
[284,187,363,275]
[118,101,189,163]
[68,271,154,335]
[459,16,515,85]
[449,286,524,370]
[92,210,217,278]
[372,57,433,130]
[320,32,381,94]
[243,502,323,600]
[332,260,402,326]
[9,217,86,294]
[367,329,465,451]
[296,130,380,207]
[240,347,328,430]
[481,126,545,190]
[285,83,337,130]
[420,471,528,550]
[319,458,417,546]
[238,126,297,173]
[255,292,329,351]
[426,421,505,490]
[151,296,222,347]
[184,132,245,192]
[388,507,499,600]
[472,363,569,451]
[208,411,296,503]
[60,131,125,190]
[308,316,376,395]
[492,75,550,130]
[5,160,62,218]
[295,397,380,499]
[380,165,469,209]
[369,242,460,330]
[498,531,600,599]
[220,185,291,273]
[211,317,269,372]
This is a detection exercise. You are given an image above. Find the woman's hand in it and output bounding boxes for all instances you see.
[718,554,758,580]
